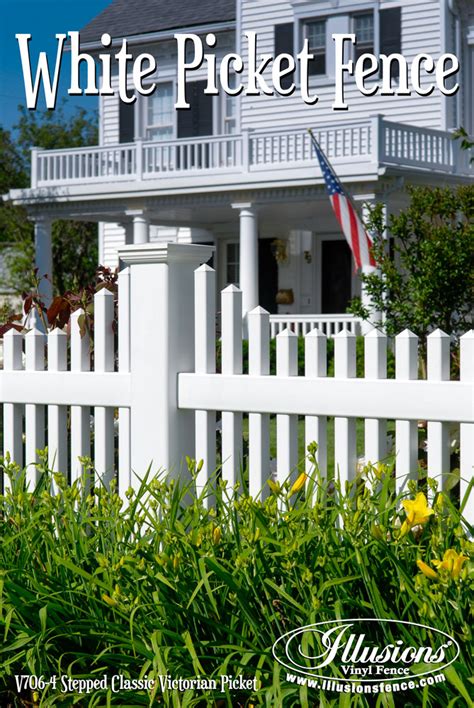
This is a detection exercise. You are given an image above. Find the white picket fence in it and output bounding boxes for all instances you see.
[0,244,472,525]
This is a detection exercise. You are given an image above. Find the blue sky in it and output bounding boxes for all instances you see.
[0,0,111,132]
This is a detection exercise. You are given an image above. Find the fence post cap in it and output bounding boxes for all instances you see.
[118,243,214,267]
[428,328,449,339]
[305,327,326,339]
[396,328,417,339]
[334,329,356,339]
[195,263,215,274]
[248,306,269,316]
[222,284,241,294]
[460,330,474,341]
[48,327,67,337]
[276,327,298,338]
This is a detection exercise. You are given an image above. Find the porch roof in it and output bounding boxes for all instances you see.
[80,0,235,44]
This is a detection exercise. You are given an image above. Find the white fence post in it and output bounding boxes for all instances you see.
[3,330,23,487]
[70,309,91,483]
[276,329,298,488]
[395,330,419,493]
[25,325,45,485]
[460,331,474,527]
[195,264,216,501]
[248,306,270,498]
[221,284,243,490]
[47,328,68,485]
[118,243,213,482]
[305,328,327,479]
[94,288,115,487]
[334,330,357,489]
[364,329,387,465]
[427,329,450,495]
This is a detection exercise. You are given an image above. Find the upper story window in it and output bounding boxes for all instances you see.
[146,83,173,141]
[353,13,375,61]
[306,20,326,76]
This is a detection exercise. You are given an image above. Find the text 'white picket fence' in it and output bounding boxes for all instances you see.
[0,245,472,524]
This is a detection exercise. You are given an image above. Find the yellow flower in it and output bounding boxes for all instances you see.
[416,559,438,579]
[212,526,221,545]
[102,594,118,607]
[290,472,307,496]
[432,549,469,580]
[400,493,434,536]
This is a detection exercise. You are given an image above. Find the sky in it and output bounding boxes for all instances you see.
[0,0,111,132]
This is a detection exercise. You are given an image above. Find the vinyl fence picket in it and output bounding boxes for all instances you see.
[118,266,132,495]
[94,288,115,486]
[3,329,23,487]
[70,309,90,483]
[248,306,270,498]
[47,328,68,488]
[25,325,45,484]
[427,329,450,496]
[364,329,387,465]
[334,330,357,488]
[395,330,418,493]
[221,285,243,489]
[276,329,298,487]
[305,328,327,480]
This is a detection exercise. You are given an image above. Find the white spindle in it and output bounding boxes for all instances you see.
[221,285,243,490]
[427,329,450,495]
[248,306,270,498]
[276,329,298,488]
[195,264,216,502]
[364,329,387,465]
[118,267,132,496]
[47,329,68,487]
[94,288,115,487]
[305,328,327,480]
[70,310,91,482]
[25,325,45,484]
[460,330,474,527]
[3,329,23,484]
[395,330,418,493]
[334,330,357,490]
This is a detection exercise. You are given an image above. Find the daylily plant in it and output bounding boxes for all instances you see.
[400,492,434,536]
[417,549,469,581]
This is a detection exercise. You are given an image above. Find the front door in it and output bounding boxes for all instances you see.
[321,240,352,313]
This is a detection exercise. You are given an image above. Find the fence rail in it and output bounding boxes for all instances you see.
[269,314,361,338]
[31,117,473,187]
[1,245,472,526]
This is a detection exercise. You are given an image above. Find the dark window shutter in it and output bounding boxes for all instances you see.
[119,100,135,143]
[275,23,295,90]
[177,80,213,138]
[380,7,401,80]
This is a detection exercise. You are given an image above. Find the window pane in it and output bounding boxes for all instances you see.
[307,21,325,50]
[146,83,173,140]
[308,54,326,76]
[354,13,374,44]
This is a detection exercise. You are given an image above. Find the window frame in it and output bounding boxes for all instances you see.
[304,19,327,77]
[142,81,176,141]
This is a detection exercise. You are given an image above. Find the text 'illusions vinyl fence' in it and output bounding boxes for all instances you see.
[1,244,473,524]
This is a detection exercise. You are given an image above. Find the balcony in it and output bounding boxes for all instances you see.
[30,115,473,190]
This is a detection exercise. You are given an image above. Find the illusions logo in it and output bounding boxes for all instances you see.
[272,619,459,683]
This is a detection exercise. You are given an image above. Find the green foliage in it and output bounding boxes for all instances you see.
[0,454,472,707]
[0,105,99,294]
[349,185,474,346]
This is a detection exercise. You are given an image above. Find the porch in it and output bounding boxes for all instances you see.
[30,115,473,190]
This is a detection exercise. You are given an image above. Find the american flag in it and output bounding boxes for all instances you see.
[310,131,376,270]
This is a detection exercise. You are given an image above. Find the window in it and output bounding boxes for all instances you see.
[146,83,173,141]
[226,243,239,286]
[353,13,374,61]
[305,20,326,76]
[223,76,237,135]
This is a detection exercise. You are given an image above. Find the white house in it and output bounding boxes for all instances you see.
[6,0,474,328]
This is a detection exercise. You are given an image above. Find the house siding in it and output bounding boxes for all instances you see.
[239,0,443,131]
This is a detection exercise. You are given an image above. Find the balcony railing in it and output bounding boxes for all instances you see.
[30,115,473,188]
[269,314,362,338]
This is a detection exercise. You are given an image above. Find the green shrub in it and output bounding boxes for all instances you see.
[0,452,472,707]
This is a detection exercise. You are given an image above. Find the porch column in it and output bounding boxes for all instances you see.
[233,202,259,317]
[33,216,53,305]
[126,210,150,244]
